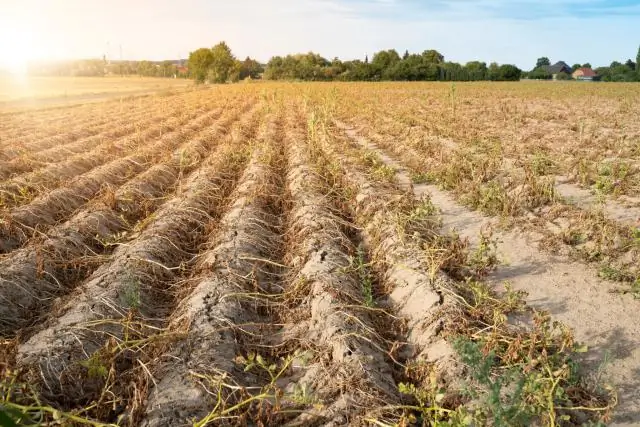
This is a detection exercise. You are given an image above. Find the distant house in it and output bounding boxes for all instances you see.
[545,61,572,79]
[176,66,189,77]
[572,67,599,81]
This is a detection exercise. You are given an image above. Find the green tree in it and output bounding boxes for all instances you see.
[439,61,463,81]
[488,62,501,81]
[636,45,640,74]
[610,63,636,81]
[160,60,176,78]
[497,64,522,81]
[535,57,551,69]
[582,63,592,68]
[137,60,157,77]
[528,67,552,80]
[595,66,612,81]
[339,60,374,81]
[625,59,636,71]
[422,49,444,64]
[556,71,571,80]
[371,49,401,79]
[264,56,284,80]
[188,48,215,83]
[386,54,438,81]
[465,61,488,81]
[208,41,236,83]
[571,63,582,71]
[239,56,263,80]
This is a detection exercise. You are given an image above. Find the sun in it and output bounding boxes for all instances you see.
[0,22,41,76]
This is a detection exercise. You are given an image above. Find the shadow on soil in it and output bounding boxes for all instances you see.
[580,327,640,425]
[491,261,547,281]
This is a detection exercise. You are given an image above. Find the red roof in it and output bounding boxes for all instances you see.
[575,67,597,77]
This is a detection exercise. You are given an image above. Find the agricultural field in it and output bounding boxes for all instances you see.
[0,81,638,426]
[0,76,192,106]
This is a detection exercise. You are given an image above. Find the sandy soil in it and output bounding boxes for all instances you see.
[340,122,640,426]
[555,176,640,226]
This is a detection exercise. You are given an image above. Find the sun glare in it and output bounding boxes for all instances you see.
[0,21,40,76]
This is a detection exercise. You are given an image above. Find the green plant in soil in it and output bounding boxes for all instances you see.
[630,226,640,247]
[598,265,635,283]
[447,280,614,426]
[361,151,396,183]
[120,275,142,309]
[353,246,376,308]
[530,152,556,176]
[396,197,441,241]
[381,277,615,426]
[411,171,435,184]
[468,229,499,278]
[80,353,109,381]
[601,265,640,298]
[593,161,631,195]
[464,181,508,216]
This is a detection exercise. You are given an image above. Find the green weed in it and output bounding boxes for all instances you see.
[530,152,555,176]
[353,246,375,308]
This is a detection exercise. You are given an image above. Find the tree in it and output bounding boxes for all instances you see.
[263,52,331,81]
[636,45,640,73]
[488,62,500,81]
[208,41,236,83]
[264,56,285,80]
[386,54,439,81]
[529,67,552,80]
[497,64,522,81]
[535,57,551,69]
[239,57,263,80]
[464,61,488,81]
[371,49,401,79]
[160,60,176,78]
[595,66,611,81]
[582,63,592,69]
[556,71,571,80]
[610,63,636,81]
[571,63,582,71]
[625,59,636,71]
[403,50,410,60]
[137,60,157,77]
[338,60,374,81]
[188,48,215,83]
[422,49,444,64]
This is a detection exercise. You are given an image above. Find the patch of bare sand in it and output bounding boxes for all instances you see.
[555,176,640,226]
[340,123,640,426]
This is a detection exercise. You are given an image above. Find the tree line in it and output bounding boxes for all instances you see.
[262,50,521,81]
[22,42,640,83]
[25,58,191,78]
[188,42,640,83]
[187,42,522,83]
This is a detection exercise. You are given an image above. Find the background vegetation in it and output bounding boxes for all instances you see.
[19,42,640,84]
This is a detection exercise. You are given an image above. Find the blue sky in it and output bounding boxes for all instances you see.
[0,0,638,70]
